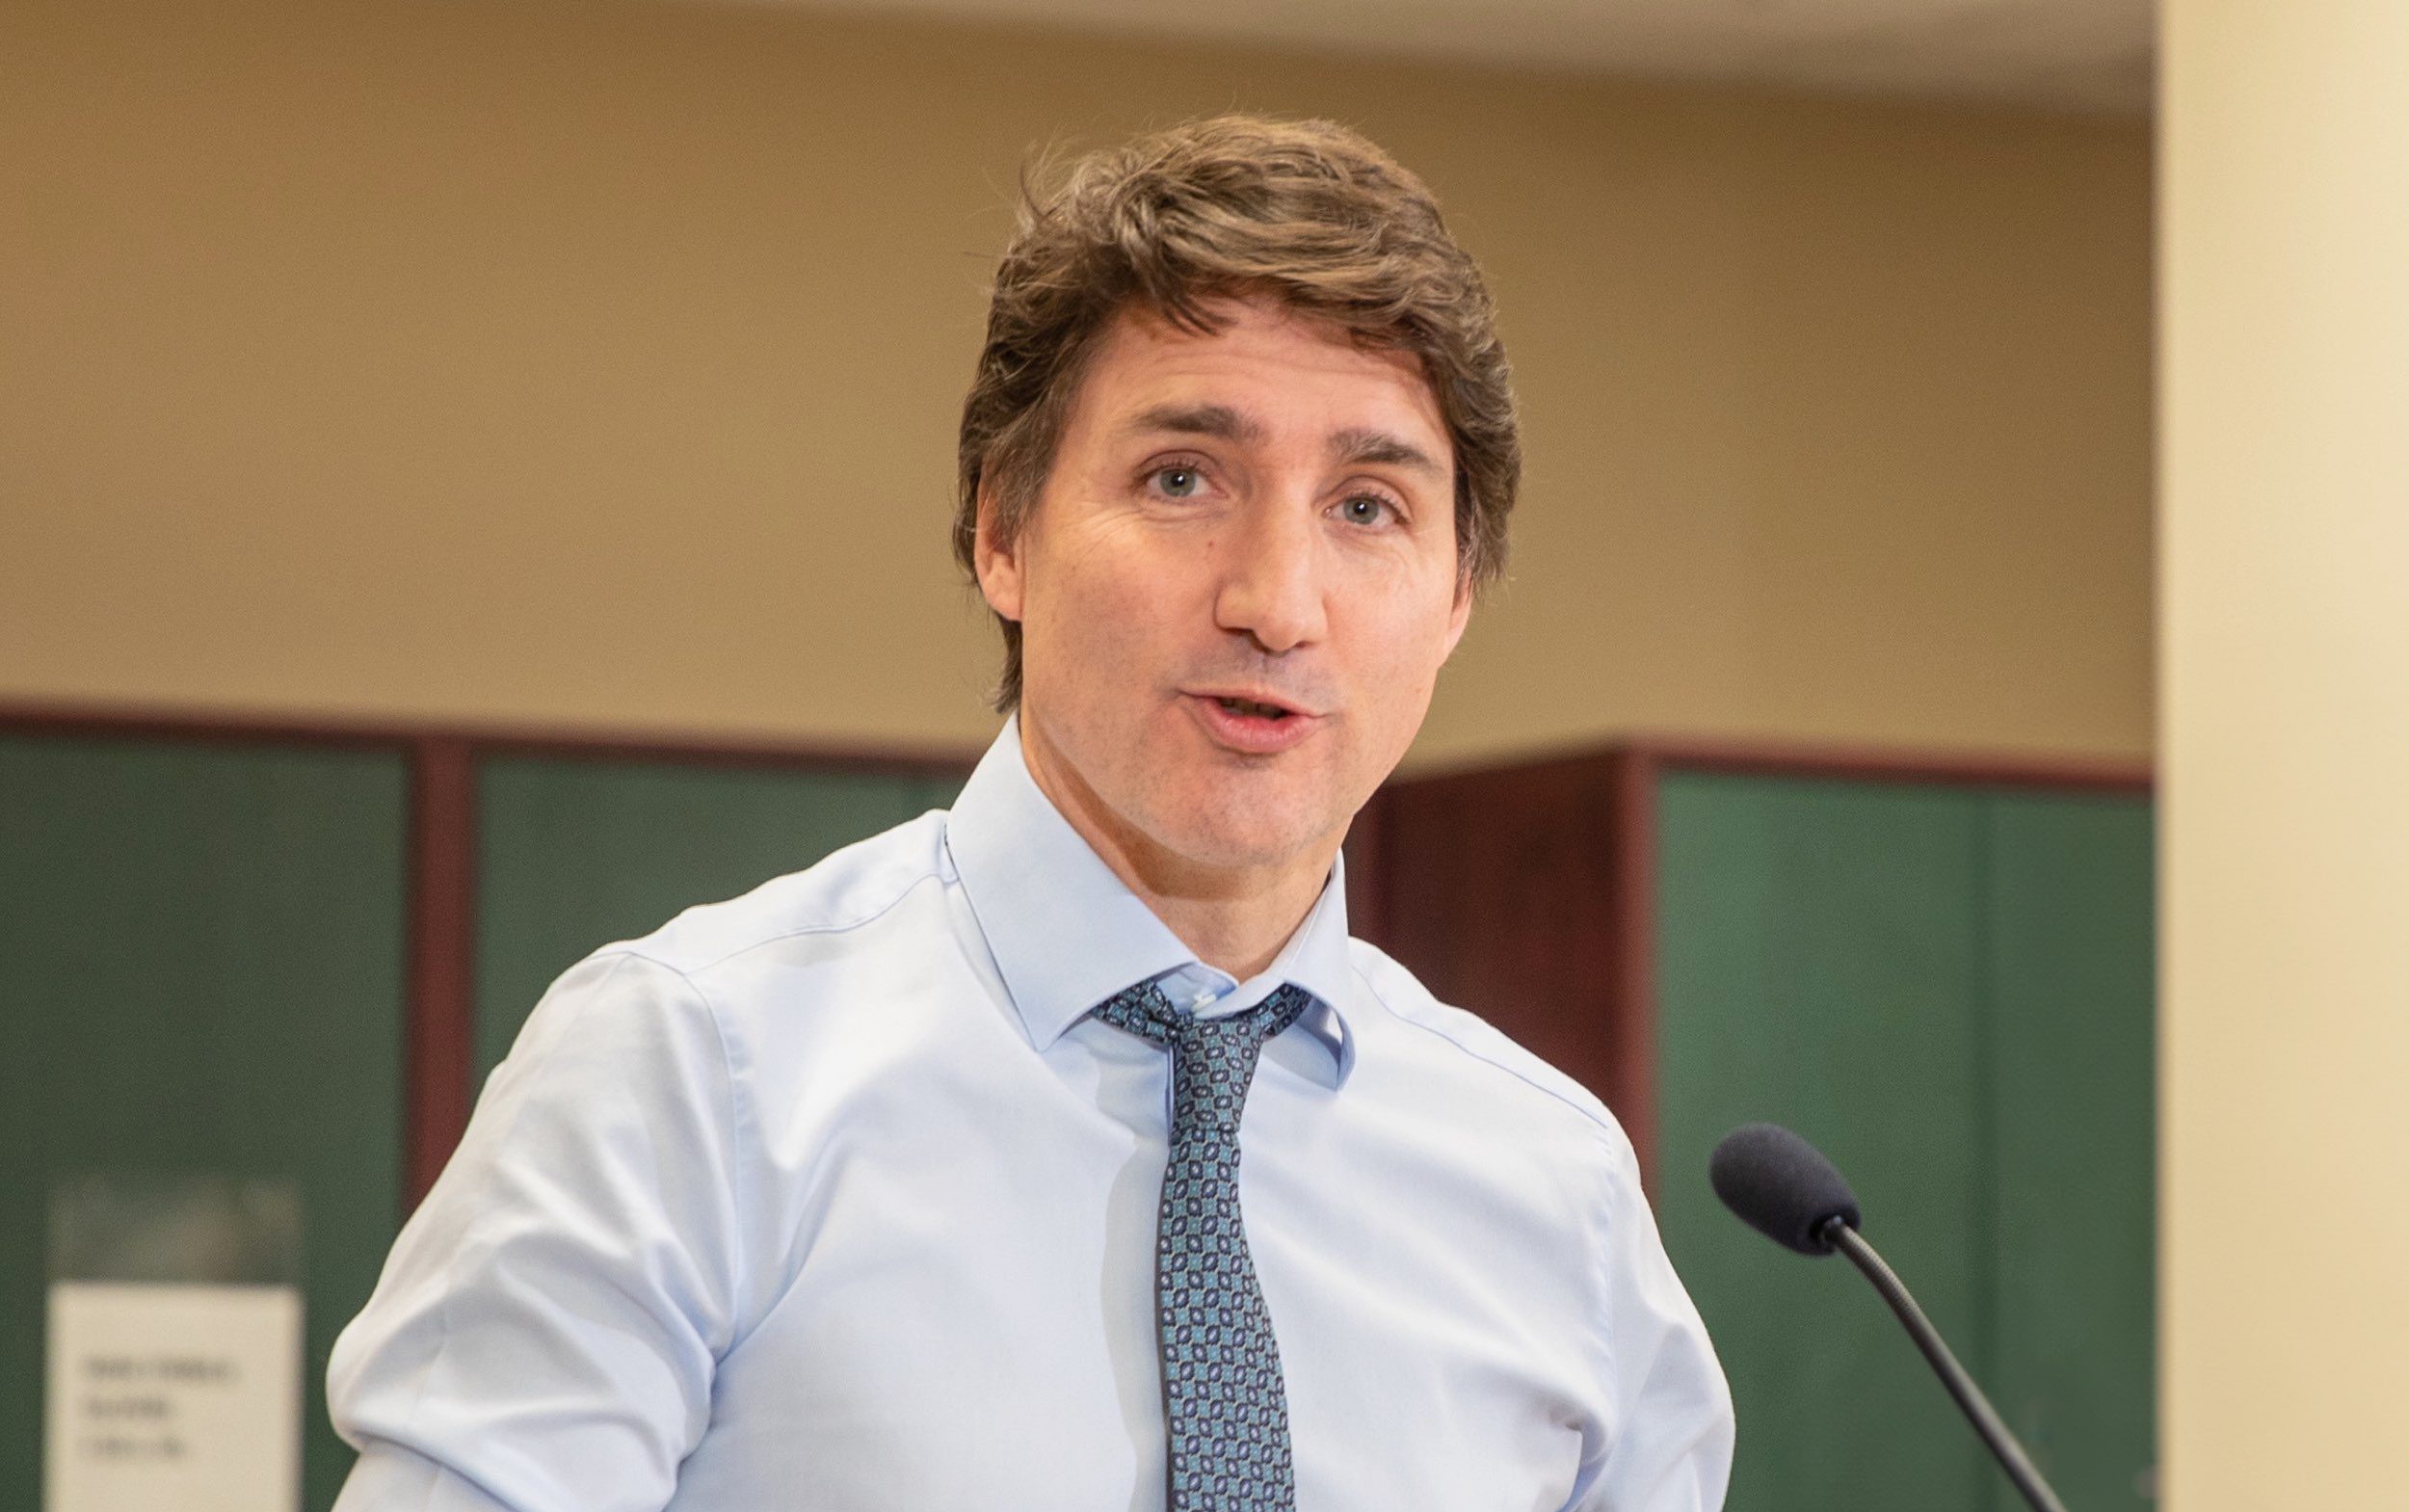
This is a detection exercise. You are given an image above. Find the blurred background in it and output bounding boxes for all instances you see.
[3,0,2399,1507]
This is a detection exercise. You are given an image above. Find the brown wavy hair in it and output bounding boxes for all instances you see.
[954,113,1521,713]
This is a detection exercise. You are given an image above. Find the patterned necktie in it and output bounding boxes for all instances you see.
[1092,979,1312,1512]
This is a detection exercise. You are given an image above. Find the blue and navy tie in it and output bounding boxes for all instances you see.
[1093,979,1311,1512]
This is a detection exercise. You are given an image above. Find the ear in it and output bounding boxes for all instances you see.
[972,479,1025,623]
[1441,571,1474,661]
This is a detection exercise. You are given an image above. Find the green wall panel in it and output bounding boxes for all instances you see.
[473,757,963,1079]
[1983,793,2156,1509]
[1654,771,2156,1512]
[1655,773,1992,1512]
[0,735,409,1511]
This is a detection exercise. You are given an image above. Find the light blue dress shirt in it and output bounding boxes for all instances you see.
[328,715,1734,1511]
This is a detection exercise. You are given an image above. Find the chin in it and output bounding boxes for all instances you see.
[1159,802,1332,872]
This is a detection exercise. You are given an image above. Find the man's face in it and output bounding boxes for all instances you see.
[974,292,1472,887]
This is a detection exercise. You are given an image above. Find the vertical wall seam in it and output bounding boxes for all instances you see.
[1971,792,2002,1512]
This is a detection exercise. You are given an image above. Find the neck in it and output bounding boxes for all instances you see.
[1018,719,1337,982]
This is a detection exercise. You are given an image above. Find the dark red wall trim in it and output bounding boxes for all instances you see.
[0,700,420,752]
[404,738,479,1210]
[0,699,986,775]
[1597,735,2143,796]
[1604,749,1661,1190]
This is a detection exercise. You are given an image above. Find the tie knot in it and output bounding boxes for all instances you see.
[1092,980,1312,1051]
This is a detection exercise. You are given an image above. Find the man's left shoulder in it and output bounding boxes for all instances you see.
[1345,936,1636,1164]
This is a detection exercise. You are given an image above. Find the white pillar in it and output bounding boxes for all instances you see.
[2161,1,2409,1504]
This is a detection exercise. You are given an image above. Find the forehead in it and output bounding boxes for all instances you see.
[1068,296,1449,454]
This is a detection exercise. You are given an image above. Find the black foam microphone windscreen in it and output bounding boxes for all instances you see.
[1708,1123,1863,1256]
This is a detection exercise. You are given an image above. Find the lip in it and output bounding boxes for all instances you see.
[1188,685,1317,718]
[1181,691,1323,755]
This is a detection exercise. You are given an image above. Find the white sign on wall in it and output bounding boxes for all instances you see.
[43,1281,303,1512]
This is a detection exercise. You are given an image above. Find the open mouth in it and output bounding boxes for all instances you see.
[1188,691,1317,752]
[1213,696,1293,720]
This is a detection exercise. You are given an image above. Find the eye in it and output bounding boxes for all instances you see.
[1337,491,1401,527]
[1149,464,1205,499]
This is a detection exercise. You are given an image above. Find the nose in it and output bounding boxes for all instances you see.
[1213,496,1328,656]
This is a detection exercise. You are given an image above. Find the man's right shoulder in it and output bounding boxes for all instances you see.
[585,808,957,986]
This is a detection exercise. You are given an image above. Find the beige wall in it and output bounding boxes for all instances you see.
[2161,0,2409,1503]
[0,0,2153,769]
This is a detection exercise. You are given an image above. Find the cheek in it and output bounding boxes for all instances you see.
[1027,545,1180,681]
[1360,588,1455,673]
[1061,570,1158,648]
[1345,605,1454,731]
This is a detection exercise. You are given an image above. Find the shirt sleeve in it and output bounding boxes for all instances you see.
[327,951,752,1512]
[1568,1134,1736,1512]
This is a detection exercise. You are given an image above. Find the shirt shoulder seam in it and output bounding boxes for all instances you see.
[1351,956,1630,1445]
[1350,960,1625,1145]
[607,856,950,980]
[590,950,760,1355]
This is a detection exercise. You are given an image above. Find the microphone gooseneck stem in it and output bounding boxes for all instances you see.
[1819,1219,2071,1512]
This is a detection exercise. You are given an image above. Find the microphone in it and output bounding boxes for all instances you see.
[1708,1123,2071,1512]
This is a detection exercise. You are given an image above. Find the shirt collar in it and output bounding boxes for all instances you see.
[944,713,1356,1087]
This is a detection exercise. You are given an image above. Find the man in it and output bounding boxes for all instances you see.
[329,114,1732,1511]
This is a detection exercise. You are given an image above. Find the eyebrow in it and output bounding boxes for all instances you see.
[1120,403,1268,447]
[1119,404,1446,482]
[1328,425,1447,482]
